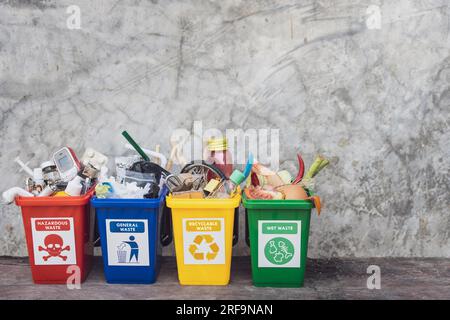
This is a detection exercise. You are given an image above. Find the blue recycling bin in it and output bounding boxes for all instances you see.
[91,189,167,284]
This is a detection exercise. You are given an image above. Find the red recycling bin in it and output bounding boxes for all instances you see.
[15,190,95,284]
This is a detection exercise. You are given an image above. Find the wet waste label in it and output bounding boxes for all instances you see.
[182,218,225,265]
[106,219,150,267]
[258,220,301,268]
[31,217,77,265]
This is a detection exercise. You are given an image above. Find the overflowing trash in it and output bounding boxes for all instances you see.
[245,154,329,199]
[166,161,248,199]
[2,147,108,204]
[2,130,172,203]
[243,154,328,214]
[3,134,327,205]
[94,131,170,199]
[165,138,253,200]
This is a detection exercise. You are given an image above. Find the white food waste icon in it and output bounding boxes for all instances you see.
[268,239,293,263]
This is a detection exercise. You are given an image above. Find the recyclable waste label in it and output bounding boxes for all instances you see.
[31,217,77,265]
[105,219,150,267]
[258,220,301,268]
[182,218,225,265]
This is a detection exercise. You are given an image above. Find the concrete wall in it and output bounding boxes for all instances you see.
[1,0,449,257]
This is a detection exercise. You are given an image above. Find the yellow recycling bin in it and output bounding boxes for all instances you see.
[166,193,241,285]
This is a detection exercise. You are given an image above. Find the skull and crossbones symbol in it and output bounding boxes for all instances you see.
[38,234,70,261]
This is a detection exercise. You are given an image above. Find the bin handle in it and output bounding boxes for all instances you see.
[93,237,101,246]
[160,202,173,246]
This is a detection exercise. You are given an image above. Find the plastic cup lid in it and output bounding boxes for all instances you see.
[230,169,245,185]
[40,161,56,169]
[207,137,228,151]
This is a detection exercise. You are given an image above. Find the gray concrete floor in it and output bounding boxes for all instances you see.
[0,256,449,300]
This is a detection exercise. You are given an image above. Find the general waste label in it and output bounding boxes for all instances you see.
[105,219,150,267]
[182,218,225,265]
[258,220,301,268]
[31,217,77,265]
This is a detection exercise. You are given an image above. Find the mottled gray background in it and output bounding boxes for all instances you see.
[0,0,449,257]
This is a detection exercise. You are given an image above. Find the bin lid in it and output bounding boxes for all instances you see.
[15,188,95,207]
[91,187,168,209]
[166,192,241,209]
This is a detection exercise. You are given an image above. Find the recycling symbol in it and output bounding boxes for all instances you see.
[188,234,219,261]
[264,237,294,265]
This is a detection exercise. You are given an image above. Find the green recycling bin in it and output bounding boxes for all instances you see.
[242,194,314,288]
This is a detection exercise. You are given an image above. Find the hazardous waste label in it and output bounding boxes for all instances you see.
[105,219,150,267]
[258,220,301,268]
[31,217,77,265]
[35,219,71,231]
[182,218,225,265]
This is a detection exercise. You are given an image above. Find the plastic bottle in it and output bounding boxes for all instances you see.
[65,176,83,196]
[206,137,233,180]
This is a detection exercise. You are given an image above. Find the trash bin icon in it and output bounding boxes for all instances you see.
[115,236,140,264]
[117,244,128,264]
